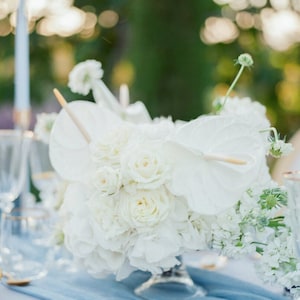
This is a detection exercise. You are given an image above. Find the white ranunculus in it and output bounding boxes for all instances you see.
[121,141,170,192]
[90,125,132,168]
[91,166,121,196]
[166,115,266,215]
[118,187,171,229]
[68,60,104,96]
[34,112,58,144]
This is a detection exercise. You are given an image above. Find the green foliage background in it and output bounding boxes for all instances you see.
[0,0,300,139]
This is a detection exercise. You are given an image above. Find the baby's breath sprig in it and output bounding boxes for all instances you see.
[219,53,254,110]
[260,127,294,158]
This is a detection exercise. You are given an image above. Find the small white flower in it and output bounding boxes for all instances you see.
[268,139,294,158]
[68,60,104,95]
[34,112,58,144]
[91,166,121,196]
[237,53,254,68]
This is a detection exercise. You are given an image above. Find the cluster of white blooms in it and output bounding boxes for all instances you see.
[47,57,292,281]
[255,227,300,294]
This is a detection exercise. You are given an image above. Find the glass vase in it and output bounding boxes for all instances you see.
[134,258,206,299]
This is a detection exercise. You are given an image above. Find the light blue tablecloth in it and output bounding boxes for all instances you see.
[5,266,289,300]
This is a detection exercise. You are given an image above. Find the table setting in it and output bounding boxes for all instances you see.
[1,51,300,300]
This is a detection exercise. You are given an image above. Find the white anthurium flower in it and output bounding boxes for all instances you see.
[49,101,124,182]
[122,101,152,123]
[165,115,266,215]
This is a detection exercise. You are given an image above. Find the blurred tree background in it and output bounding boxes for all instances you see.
[1,0,300,139]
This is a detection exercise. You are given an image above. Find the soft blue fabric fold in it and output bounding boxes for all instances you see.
[6,266,288,300]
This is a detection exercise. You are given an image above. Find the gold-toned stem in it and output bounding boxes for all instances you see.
[203,154,247,165]
[53,88,91,144]
[13,109,31,130]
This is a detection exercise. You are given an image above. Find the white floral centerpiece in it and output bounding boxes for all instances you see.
[46,54,294,285]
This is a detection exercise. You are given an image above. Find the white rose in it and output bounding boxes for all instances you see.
[121,141,170,192]
[118,187,171,229]
[91,166,121,196]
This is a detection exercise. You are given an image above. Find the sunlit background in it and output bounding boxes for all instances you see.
[1,0,300,139]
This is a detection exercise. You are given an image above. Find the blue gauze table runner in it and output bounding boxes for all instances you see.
[6,266,289,300]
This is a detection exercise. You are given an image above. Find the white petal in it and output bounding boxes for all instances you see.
[166,115,266,215]
[49,101,123,182]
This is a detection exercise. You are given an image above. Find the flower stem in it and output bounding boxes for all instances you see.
[223,65,245,107]
[259,127,279,142]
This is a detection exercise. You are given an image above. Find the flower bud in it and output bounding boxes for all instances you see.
[237,53,254,67]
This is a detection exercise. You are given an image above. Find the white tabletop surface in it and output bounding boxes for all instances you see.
[0,252,284,300]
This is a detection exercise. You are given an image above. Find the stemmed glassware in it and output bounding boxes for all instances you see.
[29,138,58,210]
[0,129,33,213]
[29,137,77,273]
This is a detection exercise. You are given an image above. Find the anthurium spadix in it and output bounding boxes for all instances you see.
[165,115,267,215]
[49,101,125,182]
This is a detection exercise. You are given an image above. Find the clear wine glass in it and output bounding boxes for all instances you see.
[0,129,33,213]
[29,138,77,273]
[29,138,57,200]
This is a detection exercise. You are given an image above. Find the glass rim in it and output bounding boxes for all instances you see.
[0,129,33,139]
[2,207,50,221]
[283,170,300,181]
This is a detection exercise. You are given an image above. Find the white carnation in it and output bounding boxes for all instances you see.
[68,60,104,95]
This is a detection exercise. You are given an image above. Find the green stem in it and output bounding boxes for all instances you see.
[223,65,245,107]
[259,127,278,142]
